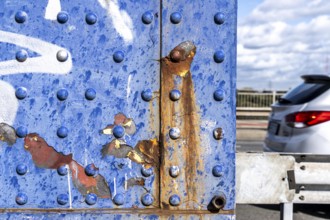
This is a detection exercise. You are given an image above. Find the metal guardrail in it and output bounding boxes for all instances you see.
[236,90,287,118]
[237,90,286,109]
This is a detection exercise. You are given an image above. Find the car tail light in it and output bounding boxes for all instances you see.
[286,111,330,128]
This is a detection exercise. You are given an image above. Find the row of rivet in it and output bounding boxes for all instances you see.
[17,49,223,64]
[15,192,155,206]
[16,164,153,177]
[15,49,125,63]
[15,10,225,26]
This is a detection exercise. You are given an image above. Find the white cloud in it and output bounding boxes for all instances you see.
[238,0,330,90]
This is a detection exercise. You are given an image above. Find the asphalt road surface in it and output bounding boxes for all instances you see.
[236,140,330,220]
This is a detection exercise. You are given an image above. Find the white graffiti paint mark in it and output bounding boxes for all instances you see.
[0,30,72,75]
[0,80,18,125]
[98,0,134,44]
[45,0,61,20]
[126,74,132,100]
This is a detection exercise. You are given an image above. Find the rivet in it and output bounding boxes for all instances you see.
[16,164,27,175]
[16,50,28,62]
[16,126,28,138]
[85,193,97,205]
[214,12,225,25]
[85,164,98,177]
[141,193,154,206]
[57,126,68,138]
[15,11,27,23]
[170,50,182,62]
[15,87,27,100]
[57,89,69,101]
[214,50,225,63]
[169,194,181,206]
[141,167,153,177]
[169,166,180,178]
[169,127,180,140]
[299,195,305,201]
[57,11,69,24]
[85,13,97,25]
[214,89,225,101]
[85,88,96,100]
[56,50,69,62]
[16,193,28,205]
[211,195,226,210]
[212,165,223,177]
[213,128,223,140]
[170,12,182,24]
[169,89,181,101]
[141,89,153,102]
[57,165,68,176]
[142,11,153,24]
[57,194,68,205]
[113,51,125,63]
[113,125,125,139]
[113,193,124,206]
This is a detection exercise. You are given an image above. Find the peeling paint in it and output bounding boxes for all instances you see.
[0,123,16,145]
[101,113,136,136]
[24,133,111,198]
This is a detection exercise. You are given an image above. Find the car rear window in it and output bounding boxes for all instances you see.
[278,82,330,105]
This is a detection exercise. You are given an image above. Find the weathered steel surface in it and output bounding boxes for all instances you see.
[0,0,160,209]
[161,0,237,212]
[0,0,237,218]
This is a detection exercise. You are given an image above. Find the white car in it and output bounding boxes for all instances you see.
[264,75,330,154]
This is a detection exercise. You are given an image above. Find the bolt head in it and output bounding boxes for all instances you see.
[85,193,97,205]
[169,194,181,206]
[15,87,27,100]
[16,126,28,138]
[57,126,68,138]
[142,11,153,24]
[169,127,181,140]
[113,125,125,139]
[141,193,154,206]
[57,11,69,24]
[214,51,225,63]
[57,50,69,62]
[57,165,68,176]
[85,88,96,100]
[15,11,27,23]
[141,89,153,102]
[16,164,27,175]
[85,13,97,25]
[169,166,180,178]
[16,50,28,62]
[113,193,125,206]
[214,12,225,25]
[16,193,28,205]
[57,194,69,205]
[170,12,182,24]
[113,51,125,63]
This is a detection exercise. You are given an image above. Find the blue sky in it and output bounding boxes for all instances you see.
[237,0,330,90]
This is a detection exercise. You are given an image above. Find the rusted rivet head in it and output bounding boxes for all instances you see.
[15,11,28,23]
[141,167,153,177]
[16,193,28,205]
[16,164,27,175]
[57,50,69,62]
[299,195,305,201]
[141,193,154,206]
[85,193,97,205]
[169,127,180,140]
[170,89,181,101]
[57,194,68,205]
[113,193,125,206]
[211,195,226,210]
[213,128,223,140]
[169,194,181,206]
[16,50,28,62]
[170,50,182,62]
[169,166,180,178]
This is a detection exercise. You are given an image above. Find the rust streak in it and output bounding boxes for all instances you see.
[160,41,204,209]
